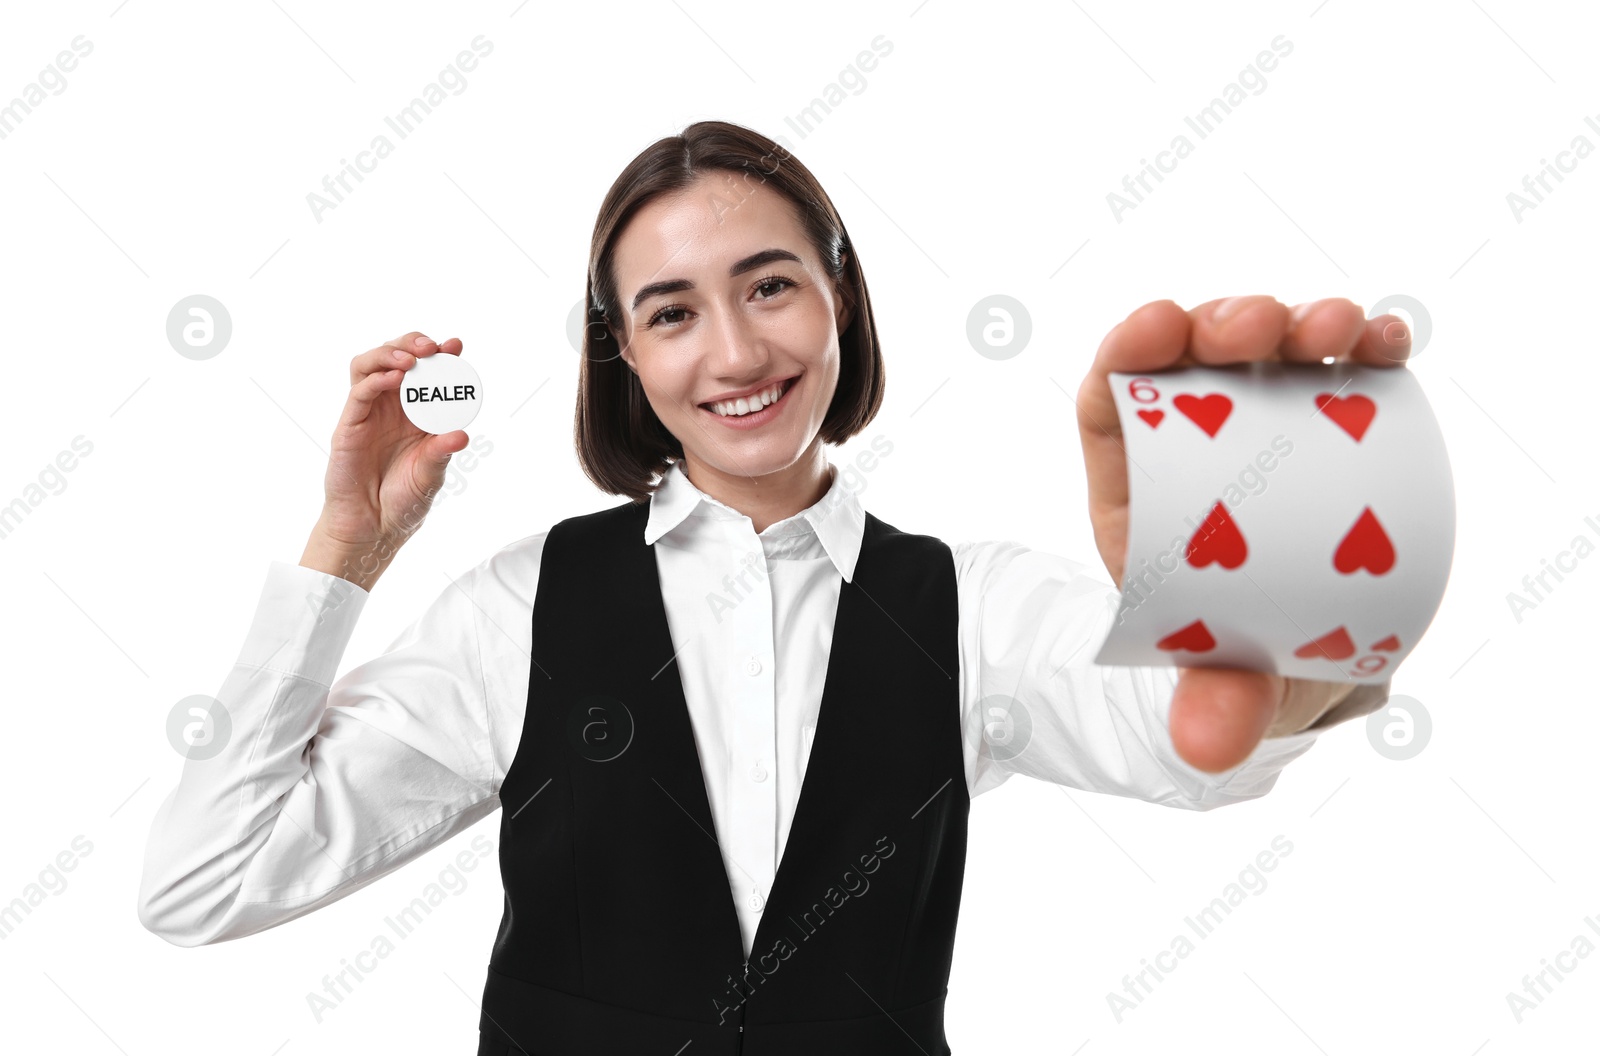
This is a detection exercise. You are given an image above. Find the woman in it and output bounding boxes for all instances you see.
[138,120,1403,1054]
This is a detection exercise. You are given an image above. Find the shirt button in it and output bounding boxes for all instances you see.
[749,888,764,910]
[751,762,768,782]
[746,656,762,676]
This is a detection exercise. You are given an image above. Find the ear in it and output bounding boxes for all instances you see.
[833,252,854,335]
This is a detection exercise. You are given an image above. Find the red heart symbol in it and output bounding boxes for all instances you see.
[1315,393,1377,442]
[1370,634,1401,652]
[1137,409,1164,429]
[1157,619,1216,653]
[1295,626,1357,661]
[1173,393,1233,438]
[1334,507,1395,575]
[1186,501,1248,570]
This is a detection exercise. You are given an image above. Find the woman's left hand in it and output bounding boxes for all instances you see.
[1075,295,1412,773]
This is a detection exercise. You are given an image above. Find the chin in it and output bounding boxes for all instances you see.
[687,436,813,476]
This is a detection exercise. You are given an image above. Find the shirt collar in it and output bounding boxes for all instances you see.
[643,459,865,582]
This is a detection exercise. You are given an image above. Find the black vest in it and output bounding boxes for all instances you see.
[476,498,969,1055]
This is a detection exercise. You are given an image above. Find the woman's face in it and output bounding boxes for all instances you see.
[612,172,852,483]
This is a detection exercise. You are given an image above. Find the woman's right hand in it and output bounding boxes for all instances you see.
[300,331,472,589]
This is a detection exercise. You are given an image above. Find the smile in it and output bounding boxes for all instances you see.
[699,376,798,425]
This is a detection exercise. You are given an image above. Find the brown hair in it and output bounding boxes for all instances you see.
[575,120,884,502]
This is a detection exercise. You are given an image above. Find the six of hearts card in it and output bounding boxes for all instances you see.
[1093,362,1455,686]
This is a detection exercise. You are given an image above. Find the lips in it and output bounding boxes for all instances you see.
[699,375,797,414]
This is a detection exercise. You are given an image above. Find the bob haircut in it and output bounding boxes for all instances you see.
[576,119,885,502]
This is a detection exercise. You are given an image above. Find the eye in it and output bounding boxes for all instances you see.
[644,303,689,329]
[751,275,797,300]
[643,274,800,330]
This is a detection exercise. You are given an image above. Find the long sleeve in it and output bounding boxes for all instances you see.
[954,539,1387,808]
[137,558,502,947]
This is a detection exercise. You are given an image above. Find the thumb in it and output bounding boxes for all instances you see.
[1168,666,1284,773]
[423,429,471,466]
[411,430,471,494]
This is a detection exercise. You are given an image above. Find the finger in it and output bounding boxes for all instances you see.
[353,333,438,385]
[411,336,466,364]
[386,331,439,352]
[411,430,472,496]
[1269,677,1357,738]
[339,366,407,429]
[1349,312,1412,367]
[1088,299,1193,376]
[1168,666,1284,773]
[349,345,414,385]
[1077,299,1191,519]
[415,336,466,359]
[1278,298,1368,363]
[423,430,471,465]
[1187,295,1290,365]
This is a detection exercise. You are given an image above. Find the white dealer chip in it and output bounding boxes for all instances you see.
[400,352,483,434]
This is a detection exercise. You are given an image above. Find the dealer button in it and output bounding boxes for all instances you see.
[400,351,484,434]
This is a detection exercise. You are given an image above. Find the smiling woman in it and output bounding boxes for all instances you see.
[576,121,882,529]
[138,115,1397,1056]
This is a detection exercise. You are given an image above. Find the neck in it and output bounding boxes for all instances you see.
[680,444,832,534]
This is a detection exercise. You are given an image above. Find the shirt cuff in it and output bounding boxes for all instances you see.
[235,561,370,686]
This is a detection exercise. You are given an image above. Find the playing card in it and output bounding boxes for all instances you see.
[1092,361,1454,685]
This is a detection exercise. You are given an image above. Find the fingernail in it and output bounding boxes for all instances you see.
[1289,302,1315,327]
[1212,297,1251,324]
[414,336,429,348]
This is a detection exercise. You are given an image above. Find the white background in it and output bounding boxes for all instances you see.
[1,0,1593,1052]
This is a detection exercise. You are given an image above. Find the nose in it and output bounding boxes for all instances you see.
[706,301,770,378]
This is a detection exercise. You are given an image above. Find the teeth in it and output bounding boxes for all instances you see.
[708,379,787,417]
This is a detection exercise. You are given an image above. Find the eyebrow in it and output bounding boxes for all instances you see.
[630,247,803,312]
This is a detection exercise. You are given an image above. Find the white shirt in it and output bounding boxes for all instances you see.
[137,459,1329,957]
